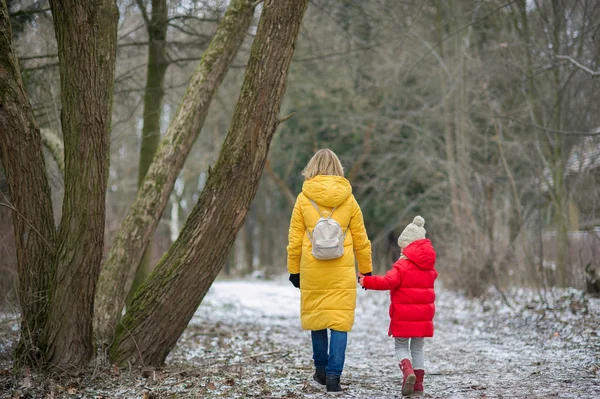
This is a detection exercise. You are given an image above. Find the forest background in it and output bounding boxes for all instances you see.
[1,0,599,373]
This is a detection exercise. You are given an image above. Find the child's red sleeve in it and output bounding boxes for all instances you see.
[362,267,403,291]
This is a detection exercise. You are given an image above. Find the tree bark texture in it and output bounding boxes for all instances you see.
[40,0,118,369]
[127,0,169,306]
[0,0,56,365]
[111,0,309,367]
[94,0,255,347]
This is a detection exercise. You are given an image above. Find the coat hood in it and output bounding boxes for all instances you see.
[302,175,352,208]
[403,239,436,270]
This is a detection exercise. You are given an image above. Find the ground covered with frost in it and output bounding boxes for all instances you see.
[1,277,599,398]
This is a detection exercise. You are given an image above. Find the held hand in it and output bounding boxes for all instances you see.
[357,272,371,290]
[357,272,365,287]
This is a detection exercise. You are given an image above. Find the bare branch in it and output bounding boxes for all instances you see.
[166,15,219,24]
[496,115,600,136]
[135,0,150,26]
[371,182,446,246]
[168,24,212,39]
[169,55,247,69]
[118,39,208,48]
[406,0,518,75]
[277,112,296,125]
[265,160,295,209]
[486,93,522,224]
[556,55,600,76]
[9,7,50,18]
[21,62,58,72]
[348,122,374,182]
[0,193,52,251]
[18,53,57,60]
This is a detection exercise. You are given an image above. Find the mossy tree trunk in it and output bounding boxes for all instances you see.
[0,0,56,366]
[110,0,309,367]
[127,0,169,307]
[94,0,256,347]
[39,0,119,370]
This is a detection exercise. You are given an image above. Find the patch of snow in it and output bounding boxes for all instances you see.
[190,279,301,327]
[1,279,598,398]
[176,279,600,398]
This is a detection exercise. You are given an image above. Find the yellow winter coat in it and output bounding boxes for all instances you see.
[287,175,372,332]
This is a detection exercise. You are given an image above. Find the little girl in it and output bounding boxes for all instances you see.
[358,216,437,396]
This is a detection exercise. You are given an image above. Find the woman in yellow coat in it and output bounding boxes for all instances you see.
[287,149,372,392]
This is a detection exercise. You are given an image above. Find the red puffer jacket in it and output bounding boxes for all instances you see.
[362,239,437,338]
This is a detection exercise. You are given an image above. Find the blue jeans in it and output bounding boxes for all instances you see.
[311,329,347,376]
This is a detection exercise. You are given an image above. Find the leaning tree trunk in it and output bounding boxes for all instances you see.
[127,0,169,306]
[39,0,118,370]
[93,0,256,347]
[111,0,309,366]
[0,0,56,366]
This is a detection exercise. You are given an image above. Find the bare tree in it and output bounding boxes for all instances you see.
[93,0,256,347]
[1,0,119,369]
[0,0,56,366]
[111,0,310,366]
[39,0,119,369]
[127,0,170,305]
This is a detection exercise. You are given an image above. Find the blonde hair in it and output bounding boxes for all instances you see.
[302,149,344,180]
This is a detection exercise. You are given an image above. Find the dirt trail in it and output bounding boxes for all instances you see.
[1,278,598,398]
[176,278,599,399]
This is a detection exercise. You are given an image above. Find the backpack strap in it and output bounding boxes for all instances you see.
[308,198,336,218]
[308,199,323,217]
[306,199,320,240]
[306,198,344,241]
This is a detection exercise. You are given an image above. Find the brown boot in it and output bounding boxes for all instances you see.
[414,369,425,394]
[400,359,416,396]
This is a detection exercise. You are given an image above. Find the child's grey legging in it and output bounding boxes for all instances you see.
[395,338,424,369]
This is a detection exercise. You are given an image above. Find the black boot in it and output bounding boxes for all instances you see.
[313,368,326,386]
[326,375,342,393]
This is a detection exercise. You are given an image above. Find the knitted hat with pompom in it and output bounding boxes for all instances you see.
[397,216,426,249]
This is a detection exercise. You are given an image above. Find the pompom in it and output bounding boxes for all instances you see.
[413,215,425,227]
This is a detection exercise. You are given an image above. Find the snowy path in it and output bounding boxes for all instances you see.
[170,278,600,399]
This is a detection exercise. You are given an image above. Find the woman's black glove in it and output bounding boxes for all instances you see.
[359,272,372,290]
[289,273,300,289]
